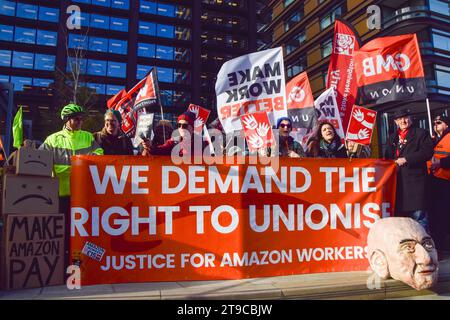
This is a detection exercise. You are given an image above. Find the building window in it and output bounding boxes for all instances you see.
[284,10,303,32]
[92,0,111,7]
[285,32,306,55]
[90,14,110,30]
[69,34,88,50]
[429,0,450,15]
[16,3,37,20]
[110,17,128,32]
[11,76,32,91]
[87,59,107,76]
[33,78,53,87]
[89,36,108,52]
[112,0,130,10]
[0,74,9,83]
[140,0,157,14]
[12,51,34,69]
[14,27,36,44]
[107,84,125,95]
[157,67,174,83]
[109,39,127,55]
[320,6,343,30]
[321,38,333,58]
[87,82,106,94]
[139,21,156,36]
[137,42,156,58]
[0,24,13,41]
[0,0,15,16]
[137,64,151,79]
[34,54,55,71]
[157,24,175,38]
[436,64,450,95]
[432,29,450,52]
[287,57,306,78]
[37,30,57,46]
[156,45,174,60]
[38,6,59,23]
[107,61,126,78]
[80,12,90,27]
[67,57,87,74]
[284,0,295,7]
[0,49,11,67]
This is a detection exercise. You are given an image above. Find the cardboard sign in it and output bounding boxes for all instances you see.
[13,148,53,177]
[133,113,154,148]
[240,111,274,152]
[2,214,65,290]
[216,47,287,133]
[346,105,377,146]
[2,174,59,215]
[70,156,397,285]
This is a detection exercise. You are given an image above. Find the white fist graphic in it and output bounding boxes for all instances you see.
[256,122,270,137]
[242,115,258,130]
[248,134,264,149]
[189,105,200,117]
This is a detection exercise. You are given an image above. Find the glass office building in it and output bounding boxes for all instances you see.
[0,0,260,140]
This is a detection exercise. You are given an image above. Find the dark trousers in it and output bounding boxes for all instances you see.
[59,196,71,272]
[429,176,450,251]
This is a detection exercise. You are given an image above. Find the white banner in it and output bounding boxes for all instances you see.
[314,88,345,139]
[215,47,287,134]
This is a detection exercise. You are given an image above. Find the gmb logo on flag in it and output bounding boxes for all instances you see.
[334,33,356,56]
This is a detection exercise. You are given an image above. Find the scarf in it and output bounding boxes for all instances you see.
[396,128,409,157]
[320,138,340,157]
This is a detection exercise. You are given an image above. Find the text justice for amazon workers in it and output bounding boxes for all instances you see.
[71,165,392,237]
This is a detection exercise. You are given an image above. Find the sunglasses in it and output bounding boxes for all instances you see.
[178,123,189,129]
[279,124,291,129]
[434,121,443,125]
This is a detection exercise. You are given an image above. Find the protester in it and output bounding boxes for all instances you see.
[94,110,134,155]
[345,140,371,159]
[384,109,434,230]
[152,120,174,147]
[306,121,347,158]
[39,103,103,266]
[149,111,205,156]
[428,114,450,255]
[262,117,305,157]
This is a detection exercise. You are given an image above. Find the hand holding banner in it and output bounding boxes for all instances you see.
[188,104,211,134]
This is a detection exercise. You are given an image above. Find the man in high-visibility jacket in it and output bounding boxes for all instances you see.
[428,115,450,256]
[40,104,103,266]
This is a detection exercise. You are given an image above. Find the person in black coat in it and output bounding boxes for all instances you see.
[384,109,434,230]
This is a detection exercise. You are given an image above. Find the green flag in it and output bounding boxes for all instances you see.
[12,106,23,149]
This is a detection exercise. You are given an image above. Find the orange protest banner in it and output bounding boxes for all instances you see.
[70,156,396,285]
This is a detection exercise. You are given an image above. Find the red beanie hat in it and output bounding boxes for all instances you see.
[177,111,195,126]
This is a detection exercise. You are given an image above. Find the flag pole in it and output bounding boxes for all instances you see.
[426,98,433,137]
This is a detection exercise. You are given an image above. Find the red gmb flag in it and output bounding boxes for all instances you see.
[353,33,426,105]
[107,88,126,109]
[187,104,211,134]
[326,19,361,133]
[345,105,377,146]
[240,111,273,152]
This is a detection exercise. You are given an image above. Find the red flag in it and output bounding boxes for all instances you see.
[326,19,361,133]
[187,104,211,134]
[345,105,377,146]
[285,72,316,130]
[134,69,161,112]
[107,89,126,109]
[240,111,273,152]
[353,33,426,105]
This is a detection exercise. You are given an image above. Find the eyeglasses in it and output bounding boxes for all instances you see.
[178,123,188,129]
[434,121,443,125]
[279,124,291,129]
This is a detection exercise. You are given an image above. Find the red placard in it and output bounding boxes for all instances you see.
[240,111,274,152]
[188,104,211,134]
[345,105,377,146]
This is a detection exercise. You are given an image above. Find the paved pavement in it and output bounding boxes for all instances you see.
[1,258,449,300]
